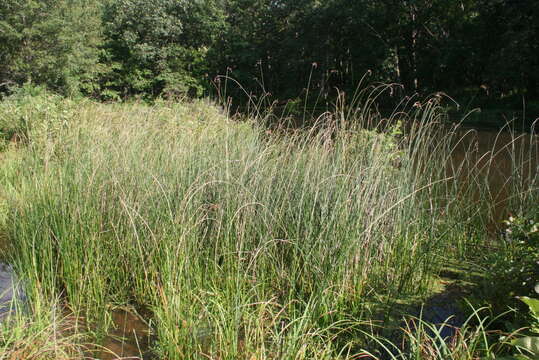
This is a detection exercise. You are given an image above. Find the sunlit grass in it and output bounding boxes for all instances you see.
[0,89,537,358]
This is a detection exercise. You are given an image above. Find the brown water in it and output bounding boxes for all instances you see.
[448,129,538,232]
[94,309,153,360]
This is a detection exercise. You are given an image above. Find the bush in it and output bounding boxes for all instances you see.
[502,212,539,297]
[0,84,77,149]
[475,209,539,322]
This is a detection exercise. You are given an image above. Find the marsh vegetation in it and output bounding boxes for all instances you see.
[1,0,539,358]
[0,87,537,359]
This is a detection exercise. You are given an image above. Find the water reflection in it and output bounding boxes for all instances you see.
[97,309,153,360]
[0,262,24,321]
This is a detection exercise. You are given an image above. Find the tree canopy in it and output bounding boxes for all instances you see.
[1,0,537,106]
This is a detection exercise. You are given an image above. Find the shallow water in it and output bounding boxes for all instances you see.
[0,262,24,321]
[97,309,153,360]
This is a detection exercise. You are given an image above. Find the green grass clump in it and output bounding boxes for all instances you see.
[0,293,89,360]
[359,305,522,360]
[0,90,537,359]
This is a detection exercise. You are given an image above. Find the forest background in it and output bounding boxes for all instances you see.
[1,0,538,124]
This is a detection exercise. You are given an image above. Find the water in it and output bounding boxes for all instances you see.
[0,262,24,321]
[449,129,538,231]
[97,309,154,360]
[1,262,153,358]
[419,283,466,340]
[410,128,538,341]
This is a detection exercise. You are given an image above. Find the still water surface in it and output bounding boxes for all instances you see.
[449,129,538,231]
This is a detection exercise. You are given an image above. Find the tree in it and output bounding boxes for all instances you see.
[101,0,226,98]
[0,0,103,95]
[215,0,389,103]
[476,0,539,98]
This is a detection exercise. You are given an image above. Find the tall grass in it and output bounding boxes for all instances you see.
[0,296,89,360]
[360,305,520,360]
[0,89,537,358]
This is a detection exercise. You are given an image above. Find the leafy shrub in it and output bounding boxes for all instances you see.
[507,296,539,359]
[101,0,225,98]
[0,84,77,151]
[471,209,539,324]
[501,212,539,297]
[0,0,102,96]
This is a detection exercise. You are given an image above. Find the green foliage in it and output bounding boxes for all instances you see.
[213,0,538,107]
[506,297,539,360]
[360,306,519,360]
[0,0,537,106]
[476,1,539,98]
[359,297,539,360]
[1,91,538,357]
[520,297,539,332]
[100,0,226,98]
[501,212,539,297]
[0,0,103,96]
[0,84,78,152]
[214,0,390,100]
[0,94,482,357]
[471,210,539,333]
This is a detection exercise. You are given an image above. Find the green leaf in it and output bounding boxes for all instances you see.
[520,297,539,319]
[511,336,539,358]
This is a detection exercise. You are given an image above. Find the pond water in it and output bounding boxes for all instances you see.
[96,309,153,360]
[0,262,23,320]
[0,264,151,358]
[449,129,538,232]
